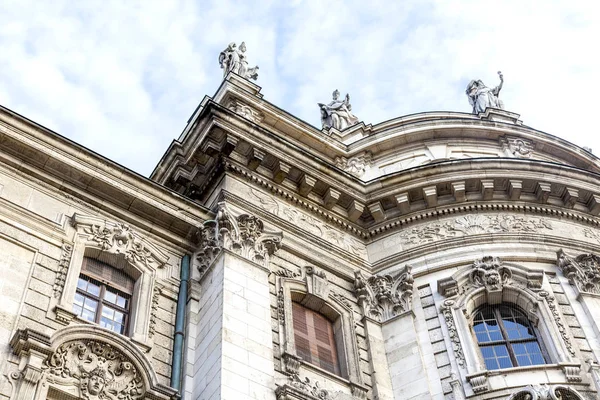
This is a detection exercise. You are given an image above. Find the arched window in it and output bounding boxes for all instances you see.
[72,257,134,335]
[291,302,340,375]
[473,304,546,370]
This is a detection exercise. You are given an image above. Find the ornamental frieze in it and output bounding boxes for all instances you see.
[196,202,282,278]
[353,265,414,322]
[247,187,367,258]
[44,340,144,400]
[397,214,552,247]
[506,384,585,400]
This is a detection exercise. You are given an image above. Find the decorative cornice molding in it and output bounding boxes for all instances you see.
[557,249,600,294]
[196,202,282,279]
[72,214,169,270]
[353,265,414,322]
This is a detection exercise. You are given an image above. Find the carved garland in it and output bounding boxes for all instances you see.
[196,203,283,278]
[440,300,465,368]
[53,243,74,298]
[353,266,414,322]
[539,290,576,357]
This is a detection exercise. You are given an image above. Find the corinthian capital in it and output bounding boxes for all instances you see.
[196,203,283,278]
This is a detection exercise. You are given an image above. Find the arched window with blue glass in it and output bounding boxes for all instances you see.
[473,304,547,370]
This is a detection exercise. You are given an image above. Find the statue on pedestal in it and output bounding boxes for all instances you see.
[466,71,504,114]
[318,89,360,130]
[218,42,259,81]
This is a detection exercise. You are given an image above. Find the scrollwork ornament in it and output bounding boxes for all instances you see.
[196,203,283,279]
[353,266,414,322]
[557,249,600,294]
[543,295,576,357]
[43,340,145,400]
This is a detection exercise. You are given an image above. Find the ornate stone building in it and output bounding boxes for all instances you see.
[2,70,600,400]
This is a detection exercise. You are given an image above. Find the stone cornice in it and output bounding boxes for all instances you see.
[0,106,211,246]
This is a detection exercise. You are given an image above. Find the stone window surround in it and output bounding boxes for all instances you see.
[52,214,169,351]
[277,274,365,393]
[439,260,584,395]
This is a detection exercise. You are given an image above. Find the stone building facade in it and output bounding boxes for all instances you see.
[2,72,600,400]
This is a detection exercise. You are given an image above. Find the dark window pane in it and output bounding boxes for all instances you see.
[473,322,487,333]
[480,346,494,358]
[531,354,545,365]
[488,330,503,341]
[516,354,531,366]
[512,343,526,355]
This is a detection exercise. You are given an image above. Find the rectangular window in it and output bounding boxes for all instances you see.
[292,302,340,375]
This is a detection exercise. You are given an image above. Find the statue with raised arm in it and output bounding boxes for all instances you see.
[318,89,360,130]
[218,42,259,81]
[466,71,504,114]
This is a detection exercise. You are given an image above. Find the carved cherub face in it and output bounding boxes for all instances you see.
[88,373,106,395]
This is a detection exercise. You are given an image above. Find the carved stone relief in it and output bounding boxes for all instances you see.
[53,243,73,298]
[539,290,576,357]
[557,249,600,294]
[248,188,367,257]
[43,340,145,400]
[275,374,331,400]
[334,152,372,178]
[305,266,330,300]
[438,256,543,300]
[397,214,552,248]
[148,283,163,338]
[506,384,585,400]
[353,265,414,322]
[77,218,168,270]
[196,202,282,278]
[440,300,465,368]
[500,135,535,158]
[227,99,264,123]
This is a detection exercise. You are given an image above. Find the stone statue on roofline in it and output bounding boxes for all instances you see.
[218,42,259,80]
[466,71,504,114]
[318,89,360,130]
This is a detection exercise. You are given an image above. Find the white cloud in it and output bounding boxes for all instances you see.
[0,1,599,176]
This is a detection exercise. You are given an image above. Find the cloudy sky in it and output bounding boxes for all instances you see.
[0,1,598,177]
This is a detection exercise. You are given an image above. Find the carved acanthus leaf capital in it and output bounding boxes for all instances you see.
[196,203,282,278]
[353,265,414,322]
[557,249,600,294]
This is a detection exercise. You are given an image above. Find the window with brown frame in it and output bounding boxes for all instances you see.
[72,257,134,335]
[473,304,547,370]
[292,302,340,375]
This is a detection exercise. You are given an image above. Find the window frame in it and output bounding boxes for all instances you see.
[291,301,341,375]
[472,304,548,370]
[52,214,168,350]
[74,273,132,335]
[277,274,365,389]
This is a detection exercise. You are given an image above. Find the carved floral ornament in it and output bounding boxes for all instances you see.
[353,265,414,322]
[8,327,177,400]
[73,214,169,271]
[196,202,283,277]
[334,151,372,178]
[275,373,363,400]
[557,249,600,294]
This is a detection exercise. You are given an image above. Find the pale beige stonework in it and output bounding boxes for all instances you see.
[1,71,600,400]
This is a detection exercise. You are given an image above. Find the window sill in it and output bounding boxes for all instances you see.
[298,359,350,386]
[468,362,583,393]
